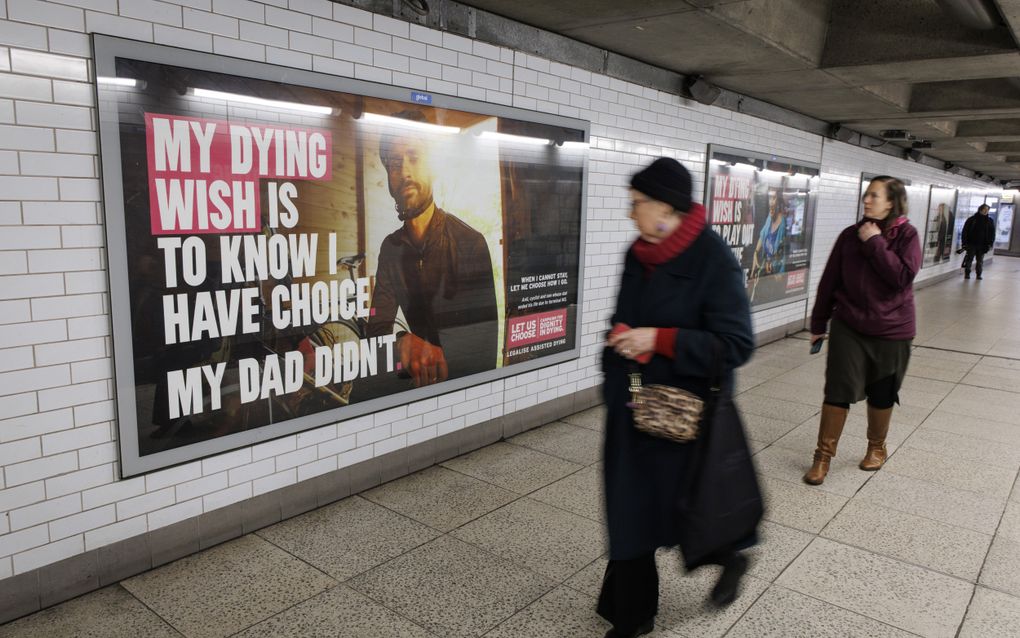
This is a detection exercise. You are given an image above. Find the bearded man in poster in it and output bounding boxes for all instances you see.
[366,112,499,387]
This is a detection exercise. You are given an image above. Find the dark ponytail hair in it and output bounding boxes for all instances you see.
[867,175,908,228]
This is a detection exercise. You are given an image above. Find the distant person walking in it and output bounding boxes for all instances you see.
[961,204,995,280]
[600,158,760,637]
[804,176,921,486]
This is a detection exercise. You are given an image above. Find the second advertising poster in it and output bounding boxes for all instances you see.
[706,146,818,310]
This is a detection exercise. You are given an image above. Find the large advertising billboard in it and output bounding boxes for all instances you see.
[94,36,588,476]
[705,146,819,310]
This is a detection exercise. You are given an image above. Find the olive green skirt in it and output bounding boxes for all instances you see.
[823,318,912,405]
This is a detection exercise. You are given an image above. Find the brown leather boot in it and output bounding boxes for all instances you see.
[860,405,892,471]
[803,404,849,485]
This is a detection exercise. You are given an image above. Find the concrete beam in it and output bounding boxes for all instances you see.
[823,0,1015,67]
[993,0,1020,44]
[706,0,831,66]
[561,10,813,76]
[956,118,1020,138]
[449,0,696,33]
[823,53,1020,86]
[713,69,850,94]
[987,141,1020,151]
[758,87,908,121]
[909,79,1020,113]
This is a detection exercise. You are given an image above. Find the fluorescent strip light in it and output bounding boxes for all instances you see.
[559,141,589,149]
[97,76,138,87]
[360,112,460,134]
[479,131,551,145]
[191,87,333,115]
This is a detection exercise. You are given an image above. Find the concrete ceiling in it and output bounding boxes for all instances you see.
[457,0,1020,181]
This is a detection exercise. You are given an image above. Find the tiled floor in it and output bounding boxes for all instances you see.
[4,259,1020,637]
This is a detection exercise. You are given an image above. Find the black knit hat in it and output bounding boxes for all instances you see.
[630,157,692,212]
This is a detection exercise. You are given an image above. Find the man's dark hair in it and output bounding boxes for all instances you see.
[978,204,990,213]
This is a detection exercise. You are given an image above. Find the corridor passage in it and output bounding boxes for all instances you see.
[3,259,1020,637]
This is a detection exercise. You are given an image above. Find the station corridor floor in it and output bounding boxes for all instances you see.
[4,258,1020,637]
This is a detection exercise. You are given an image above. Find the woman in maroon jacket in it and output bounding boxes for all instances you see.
[803,176,921,486]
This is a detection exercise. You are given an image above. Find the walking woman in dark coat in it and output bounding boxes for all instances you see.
[599,158,757,638]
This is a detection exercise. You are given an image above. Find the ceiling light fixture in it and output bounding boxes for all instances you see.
[360,112,460,134]
[190,88,333,115]
[478,131,551,145]
[97,76,139,87]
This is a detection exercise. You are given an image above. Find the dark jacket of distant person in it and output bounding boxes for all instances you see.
[962,212,996,254]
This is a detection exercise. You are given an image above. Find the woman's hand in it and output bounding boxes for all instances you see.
[858,221,881,242]
[810,333,826,345]
[607,327,657,359]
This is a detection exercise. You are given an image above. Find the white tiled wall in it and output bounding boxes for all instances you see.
[0,0,993,579]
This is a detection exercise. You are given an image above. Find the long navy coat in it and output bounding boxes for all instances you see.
[603,228,754,560]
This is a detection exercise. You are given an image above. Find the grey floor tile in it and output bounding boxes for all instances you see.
[450,498,606,581]
[855,471,1005,535]
[979,355,1020,371]
[734,371,771,395]
[898,375,956,406]
[347,535,554,638]
[920,409,1020,448]
[481,585,612,638]
[912,347,983,365]
[742,412,800,446]
[776,538,973,637]
[121,534,335,638]
[939,385,1020,425]
[744,521,813,583]
[233,584,435,638]
[759,475,849,533]
[753,444,873,498]
[529,464,604,522]
[961,361,1020,392]
[744,380,822,407]
[726,585,917,638]
[362,466,518,532]
[997,501,1020,542]
[559,405,605,431]
[906,356,974,384]
[979,536,1020,598]
[902,427,1020,471]
[0,585,180,638]
[735,394,819,425]
[959,586,1020,638]
[821,499,992,581]
[441,442,583,495]
[256,496,439,581]
[882,447,1016,500]
[508,420,602,465]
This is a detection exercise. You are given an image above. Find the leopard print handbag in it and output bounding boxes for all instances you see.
[626,338,724,443]
[628,373,704,443]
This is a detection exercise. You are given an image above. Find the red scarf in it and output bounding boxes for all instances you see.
[630,203,707,273]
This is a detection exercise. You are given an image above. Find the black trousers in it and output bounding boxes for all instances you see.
[962,246,985,275]
[597,552,658,633]
[597,549,738,632]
